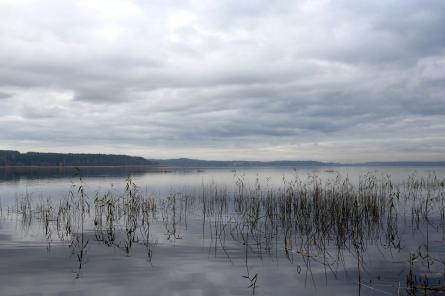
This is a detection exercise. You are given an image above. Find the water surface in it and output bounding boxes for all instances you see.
[1,166,445,296]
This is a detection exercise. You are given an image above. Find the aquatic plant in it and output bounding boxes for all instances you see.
[9,172,445,294]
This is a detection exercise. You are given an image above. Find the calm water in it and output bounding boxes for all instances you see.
[1,166,445,296]
[2,166,443,204]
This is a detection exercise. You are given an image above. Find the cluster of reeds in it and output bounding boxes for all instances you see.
[201,173,445,294]
[7,172,445,294]
[92,177,158,261]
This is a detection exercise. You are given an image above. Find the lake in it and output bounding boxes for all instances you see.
[1,166,445,296]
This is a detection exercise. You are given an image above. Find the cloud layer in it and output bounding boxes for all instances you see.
[1,0,444,162]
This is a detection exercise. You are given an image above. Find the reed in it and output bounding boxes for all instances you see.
[10,172,445,294]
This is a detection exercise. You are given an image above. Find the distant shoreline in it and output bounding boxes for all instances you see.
[1,163,445,169]
[1,150,445,168]
[0,165,164,168]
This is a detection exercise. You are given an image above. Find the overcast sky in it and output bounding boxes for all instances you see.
[0,0,444,162]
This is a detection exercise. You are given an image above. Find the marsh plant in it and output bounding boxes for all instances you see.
[68,177,90,278]
[9,172,445,294]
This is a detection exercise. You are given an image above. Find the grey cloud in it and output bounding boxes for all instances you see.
[0,0,444,161]
[19,105,66,119]
[73,87,128,103]
[0,92,12,99]
[291,1,445,66]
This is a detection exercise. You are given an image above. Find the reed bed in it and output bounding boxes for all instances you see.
[7,172,445,295]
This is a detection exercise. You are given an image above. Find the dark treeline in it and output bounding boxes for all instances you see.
[2,150,444,168]
[0,150,156,167]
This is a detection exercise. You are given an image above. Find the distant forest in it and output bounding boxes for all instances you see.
[1,150,444,167]
[0,150,154,166]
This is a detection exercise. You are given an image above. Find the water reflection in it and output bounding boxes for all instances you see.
[2,171,445,295]
[0,166,170,182]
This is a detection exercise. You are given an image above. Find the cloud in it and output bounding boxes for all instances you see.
[0,0,444,161]
[0,92,12,99]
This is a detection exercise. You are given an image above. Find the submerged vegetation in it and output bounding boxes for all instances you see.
[4,172,445,295]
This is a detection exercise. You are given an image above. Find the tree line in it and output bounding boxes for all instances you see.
[0,150,154,166]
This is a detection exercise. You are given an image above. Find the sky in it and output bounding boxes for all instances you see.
[0,0,444,162]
